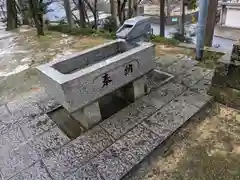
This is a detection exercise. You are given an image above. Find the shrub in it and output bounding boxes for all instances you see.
[48,24,116,39]
[151,35,179,45]
[171,29,193,43]
[102,17,117,32]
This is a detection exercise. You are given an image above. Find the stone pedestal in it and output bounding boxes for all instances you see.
[118,77,147,102]
[209,43,240,108]
[71,102,102,129]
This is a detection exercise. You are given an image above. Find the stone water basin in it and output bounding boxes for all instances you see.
[37,39,155,113]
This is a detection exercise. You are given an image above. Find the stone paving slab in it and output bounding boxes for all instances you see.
[0,125,26,150]
[0,142,39,180]
[165,59,198,75]
[100,100,157,139]
[142,97,199,136]
[30,127,70,159]
[91,124,162,180]
[65,162,103,180]
[175,90,213,108]
[141,82,187,109]
[189,78,212,94]
[155,55,178,68]
[43,126,114,180]
[29,88,60,113]
[174,66,212,87]
[0,105,19,135]
[20,114,56,140]
[7,97,43,119]
[9,161,52,180]
[91,149,129,180]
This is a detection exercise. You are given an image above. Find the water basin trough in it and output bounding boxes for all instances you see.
[37,39,155,129]
[37,16,157,131]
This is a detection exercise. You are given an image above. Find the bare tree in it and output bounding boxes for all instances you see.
[28,0,54,35]
[83,0,98,29]
[72,0,86,27]
[117,0,142,25]
[63,0,75,28]
[78,0,86,27]
[165,0,179,16]
[0,0,6,20]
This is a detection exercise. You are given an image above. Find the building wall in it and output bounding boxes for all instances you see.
[220,3,240,28]
[148,11,198,25]
[225,8,240,28]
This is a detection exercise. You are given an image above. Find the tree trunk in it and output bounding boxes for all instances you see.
[205,0,218,47]
[117,0,127,25]
[28,0,44,35]
[93,0,98,29]
[63,0,75,29]
[110,0,117,27]
[166,0,170,16]
[160,0,165,37]
[0,5,6,19]
[179,0,185,36]
[78,0,86,27]
[117,0,122,24]
[6,0,18,30]
[128,0,132,18]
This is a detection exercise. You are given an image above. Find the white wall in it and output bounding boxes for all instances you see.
[225,8,240,28]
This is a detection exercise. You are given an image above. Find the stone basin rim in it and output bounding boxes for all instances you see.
[36,40,154,84]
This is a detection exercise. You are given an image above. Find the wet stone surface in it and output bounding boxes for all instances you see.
[174,66,212,87]
[43,126,113,180]
[175,90,213,108]
[100,100,157,139]
[189,78,212,94]
[141,82,187,108]
[105,124,161,168]
[0,57,213,180]
[30,127,70,159]
[7,97,43,119]
[165,58,198,75]
[65,162,104,180]
[91,148,129,180]
[9,161,52,180]
[0,125,26,150]
[0,105,19,134]
[0,142,39,179]
[20,114,56,140]
[155,55,178,69]
[142,98,199,136]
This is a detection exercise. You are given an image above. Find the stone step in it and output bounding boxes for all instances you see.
[41,82,212,180]
[89,91,213,180]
